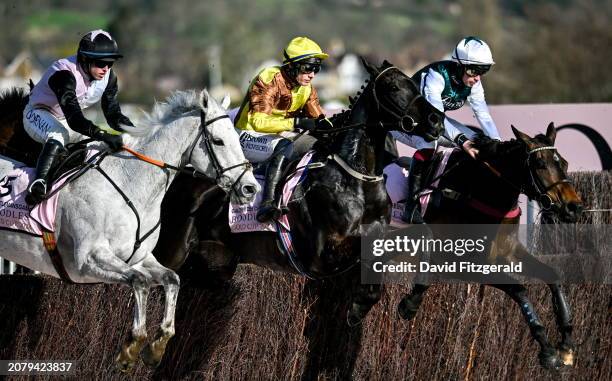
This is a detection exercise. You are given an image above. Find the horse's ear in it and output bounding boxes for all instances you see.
[199,89,209,110]
[221,93,231,110]
[546,122,556,144]
[511,124,531,142]
[382,59,393,69]
[360,56,379,77]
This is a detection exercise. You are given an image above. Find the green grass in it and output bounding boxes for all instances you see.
[26,9,108,30]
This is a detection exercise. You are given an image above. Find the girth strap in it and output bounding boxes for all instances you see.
[42,229,75,284]
[307,154,383,183]
[439,187,521,219]
[95,166,161,264]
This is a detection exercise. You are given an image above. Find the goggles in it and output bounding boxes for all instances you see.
[93,59,114,69]
[464,64,490,77]
[297,62,321,74]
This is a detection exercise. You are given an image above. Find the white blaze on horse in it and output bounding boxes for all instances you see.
[0,89,259,371]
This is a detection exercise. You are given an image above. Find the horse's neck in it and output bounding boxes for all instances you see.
[105,115,200,207]
[334,87,386,176]
[470,149,524,207]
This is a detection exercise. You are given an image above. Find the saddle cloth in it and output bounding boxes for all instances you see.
[228,151,315,233]
[0,167,70,235]
[386,147,456,227]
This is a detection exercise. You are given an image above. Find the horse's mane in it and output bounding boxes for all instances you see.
[0,87,28,108]
[0,87,28,123]
[472,130,554,161]
[472,133,523,160]
[146,89,205,126]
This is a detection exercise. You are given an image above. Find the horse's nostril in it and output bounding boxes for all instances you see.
[567,202,583,214]
[243,184,257,195]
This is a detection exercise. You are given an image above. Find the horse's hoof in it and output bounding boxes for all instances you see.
[559,348,575,366]
[116,335,146,373]
[539,349,563,370]
[141,331,172,368]
[346,306,364,327]
[397,297,418,320]
[346,312,362,327]
[116,352,137,373]
[141,345,161,368]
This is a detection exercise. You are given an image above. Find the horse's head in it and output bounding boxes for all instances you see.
[512,123,583,222]
[190,89,259,204]
[361,58,444,141]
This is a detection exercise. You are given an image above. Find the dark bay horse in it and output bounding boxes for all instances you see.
[0,87,39,165]
[394,123,583,369]
[154,59,445,325]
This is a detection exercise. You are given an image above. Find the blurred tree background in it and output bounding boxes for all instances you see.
[0,0,610,105]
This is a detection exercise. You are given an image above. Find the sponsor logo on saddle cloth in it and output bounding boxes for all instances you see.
[229,151,315,233]
[0,167,70,235]
[385,147,456,227]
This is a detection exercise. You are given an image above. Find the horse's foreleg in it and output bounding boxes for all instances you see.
[548,283,574,365]
[347,283,382,327]
[81,250,152,373]
[514,245,575,366]
[119,270,151,372]
[491,282,562,370]
[137,255,180,368]
[345,231,383,327]
[397,283,430,320]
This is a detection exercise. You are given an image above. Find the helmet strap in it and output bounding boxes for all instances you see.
[282,65,300,86]
[77,58,96,81]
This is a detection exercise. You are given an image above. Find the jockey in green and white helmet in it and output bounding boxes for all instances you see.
[392,36,501,224]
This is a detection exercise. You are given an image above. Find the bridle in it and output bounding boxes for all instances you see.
[478,144,571,211]
[181,111,253,198]
[523,146,571,210]
[371,66,424,133]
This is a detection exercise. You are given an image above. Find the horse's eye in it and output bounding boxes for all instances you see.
[535,158,547,169]
[212,138,225,146]
[389,85,399,91]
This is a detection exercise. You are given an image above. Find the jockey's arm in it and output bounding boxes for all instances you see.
[422,69,465,142]
[48,70,99,137]
[467,82,501,140]
[249,113,295,133]
[101,70,134,132]
[391,69,464,147]
[248,76,294,134]
[49,70,123,150]
[302,86,325,118]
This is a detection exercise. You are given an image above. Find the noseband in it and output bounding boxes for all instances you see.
[182,112,253,197]
[371,66,424,133]
[525,146,571,210]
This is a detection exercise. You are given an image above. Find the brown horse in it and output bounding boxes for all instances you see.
[393,123,583,370]
[0,87,39,165]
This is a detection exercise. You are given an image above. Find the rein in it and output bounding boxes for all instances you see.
[478,145,570,211]
[123,113,252,200]
[372,66,424,133]
[307,66,425,183]
[45,111,252,267]
[416,142,570,217]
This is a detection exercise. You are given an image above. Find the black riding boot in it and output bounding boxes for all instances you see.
[25,139,64,205]
[401,158,428,224]
[256,154,288,223]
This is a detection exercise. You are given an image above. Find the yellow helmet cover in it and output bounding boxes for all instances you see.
[283,37,329,64]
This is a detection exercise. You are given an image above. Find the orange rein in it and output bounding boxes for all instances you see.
[122,145,167,168]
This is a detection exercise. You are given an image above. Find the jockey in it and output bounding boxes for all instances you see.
[393,36,501,223]
[23,29,133,204]
[235,36,332,223]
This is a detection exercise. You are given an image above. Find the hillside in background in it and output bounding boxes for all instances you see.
[1,0,610,104]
